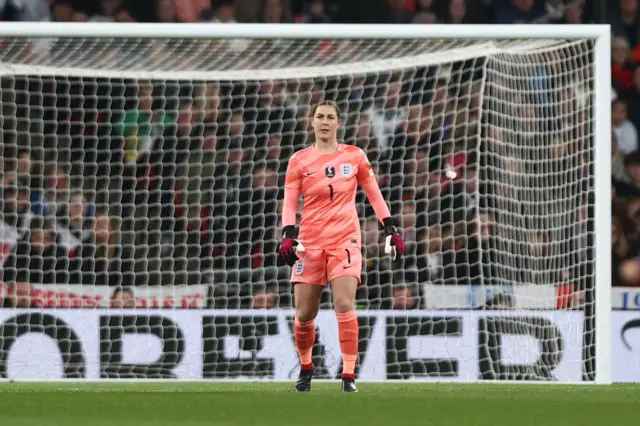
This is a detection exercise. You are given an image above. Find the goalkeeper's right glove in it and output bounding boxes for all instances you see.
[382,217,404,261]
[277,225,305,266]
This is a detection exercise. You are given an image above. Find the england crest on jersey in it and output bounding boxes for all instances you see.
[340,163,353,177]
[295,261,304,274]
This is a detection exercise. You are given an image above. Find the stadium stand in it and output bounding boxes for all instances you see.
[0,0,624,312]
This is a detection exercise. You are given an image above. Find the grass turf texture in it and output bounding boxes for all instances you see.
[0,382,637,426]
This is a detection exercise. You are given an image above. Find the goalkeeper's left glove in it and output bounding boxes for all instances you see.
[382,217,404,261]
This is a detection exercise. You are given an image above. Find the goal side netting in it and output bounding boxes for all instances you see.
[0,33,597,382]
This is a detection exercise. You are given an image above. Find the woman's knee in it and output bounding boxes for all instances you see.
[295,303,319,323]
[333,298,355,314]
[331,276,358,313]
[294,284,322,322]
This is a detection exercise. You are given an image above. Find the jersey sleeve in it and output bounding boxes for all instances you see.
[356,148,375,185]
[357,149,391,221]
[282,154,302,228]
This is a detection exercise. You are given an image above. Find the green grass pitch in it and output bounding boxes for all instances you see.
[0,382,637,426]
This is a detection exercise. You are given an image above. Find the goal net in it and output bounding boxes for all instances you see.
[0,25,605,382]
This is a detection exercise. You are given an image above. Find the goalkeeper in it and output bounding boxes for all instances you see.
[278,101,404,393]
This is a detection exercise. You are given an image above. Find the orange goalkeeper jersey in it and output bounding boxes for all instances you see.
[283,143,390,249]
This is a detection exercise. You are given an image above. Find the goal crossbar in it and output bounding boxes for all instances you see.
[0,22,612,40]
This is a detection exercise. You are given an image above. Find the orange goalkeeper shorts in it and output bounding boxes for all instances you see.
[290,244,362,286]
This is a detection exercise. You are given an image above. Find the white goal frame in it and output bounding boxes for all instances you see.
[0,22,612,384]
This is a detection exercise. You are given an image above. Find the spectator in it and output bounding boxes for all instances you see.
[613,131,631,185]
[115,7,135,22]
[0,0,50,21]
[244,164,279,269]
[51,1,73,22]
[113,81,171,166]
[544,0,565,23]
[206,0,236,22]
[2,282,31,307]
[112,80,175,230]
[71,9,89,21]
[625,198,640,237]
[1,178,33,241]
[175,0,209,22]
[400,201,417,246]
[153,103,202,266]
[615,150,640,196]
[194,82,223,138]
[609,0,640,48]
[83,215,136,287]
[563,2,583,24]
[452,208,497,286]
[390,283,419,309]
[494,0,544,23]
[613,99,639,153]
[153,0,176,22]
[110,286,136,308]
[259,0,293,23]
[202,3,251,52]
[411,10,437,23]
[59,190,95,243]
[262,134,285,172]
[351,115,375,153]
[613,213,637,286]
[234,0,262,22]
[3,216,76,287]
[388,0,413,23]
[252,286,277,308]
[621,67,640,130]
[612,37,633,91]
[445,0,469,24]
[212,131,249,269]
[415,0,435,13]
[89,0,123,22]
[15,148,31,178]
[41,165,70,217]
[366,73,408,153]
[416,222,455,285]
[480,292,517,309]
[298,0,331,23]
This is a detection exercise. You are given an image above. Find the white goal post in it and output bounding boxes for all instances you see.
[0,23,611,384]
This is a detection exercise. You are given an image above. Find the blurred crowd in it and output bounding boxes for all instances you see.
[0,0,620,311]
[0,0,599,25]
[611,0,640,288]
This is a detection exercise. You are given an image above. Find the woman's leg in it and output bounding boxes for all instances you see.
[330,276,359,381]
[293,283,324,370]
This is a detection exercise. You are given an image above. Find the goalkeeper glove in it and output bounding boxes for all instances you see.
[382,217,404,261]
[277,225,305,266]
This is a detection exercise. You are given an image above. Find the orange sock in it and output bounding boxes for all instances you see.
[294,318,315,370]
[336,310,359,379]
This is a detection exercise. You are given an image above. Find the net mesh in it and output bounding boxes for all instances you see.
[0,37,568,73]
[484,43,593,293]
[0,34,595,381]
